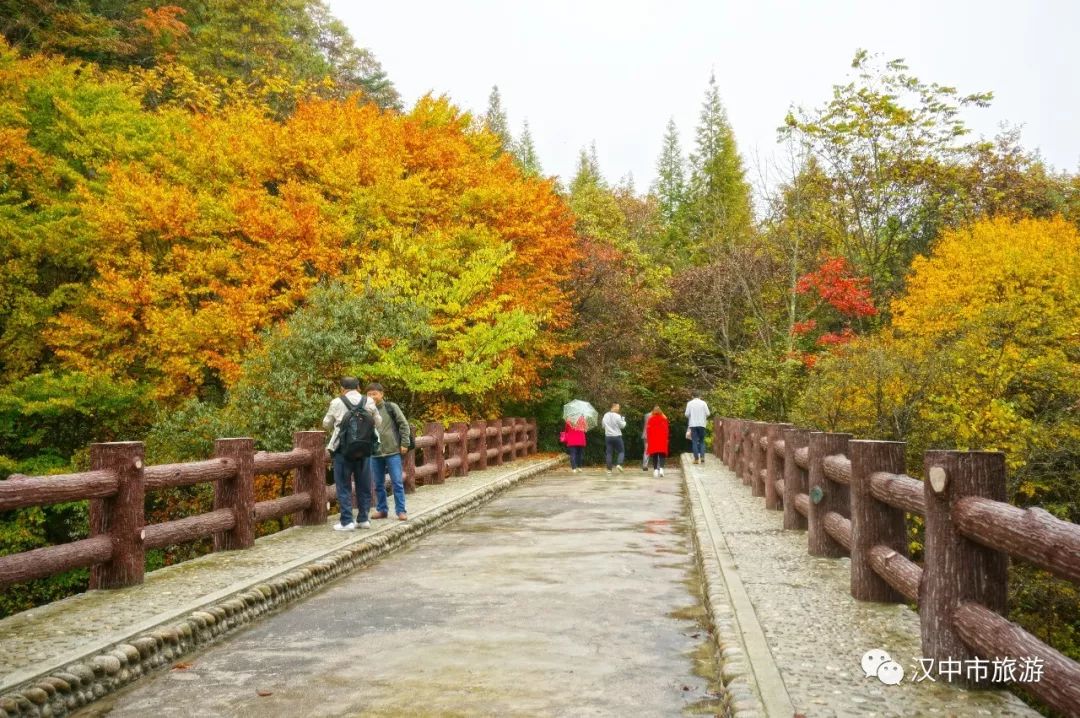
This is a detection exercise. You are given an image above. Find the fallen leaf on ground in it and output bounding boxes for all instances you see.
[257,689,273,697]
[171,662,193,671]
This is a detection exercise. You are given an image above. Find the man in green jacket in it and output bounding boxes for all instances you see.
[366,382,412,520]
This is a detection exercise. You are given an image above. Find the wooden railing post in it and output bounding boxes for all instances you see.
[292,431,327,526]
[402,443,417,493]
[425,422,447,484]
[765,423,790,511]
[89,441,145,589]
[503,419,514,463]
[751,421,767,497]
[808,432,851,557]
[713,417,723,459]
[739,421,752,485]
[725,418,735,467]
[515,418,526,459]
[450,422,470,477]
[472,420,488,469]
[849,439,908,602]
[213,437,255,550]
[921,450,1008,687]
[529,418,538,454]
[782,428,809,531]
[492,419,504,465]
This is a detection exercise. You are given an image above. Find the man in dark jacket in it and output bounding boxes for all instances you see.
[366,382,412,520]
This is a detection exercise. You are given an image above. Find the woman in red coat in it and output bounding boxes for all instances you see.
[645,406,669,478]
[562,416,587,473]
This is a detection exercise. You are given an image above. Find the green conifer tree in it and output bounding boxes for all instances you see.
[514,120,542,175]
[655,118,686,225]
[686,73,754,262]
[484,85,512,153]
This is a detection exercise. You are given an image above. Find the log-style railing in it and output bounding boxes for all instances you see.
[713,417,1080,716]
[0,417,538,592]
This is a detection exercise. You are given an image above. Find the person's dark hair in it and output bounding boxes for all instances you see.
[340,377,360,390]
[365,381,385,392]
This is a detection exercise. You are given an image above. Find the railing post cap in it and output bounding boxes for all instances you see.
[928,466,948,493]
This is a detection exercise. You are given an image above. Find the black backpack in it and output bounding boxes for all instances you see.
[338,396,378,460]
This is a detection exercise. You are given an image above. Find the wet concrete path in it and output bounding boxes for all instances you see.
[81,468,719,717]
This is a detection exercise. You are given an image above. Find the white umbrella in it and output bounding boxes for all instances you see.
[562,400,598,430]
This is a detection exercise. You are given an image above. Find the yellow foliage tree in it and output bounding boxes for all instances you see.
[797,216,1080,499]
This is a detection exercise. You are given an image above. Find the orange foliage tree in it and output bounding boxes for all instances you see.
[48,96,579,411]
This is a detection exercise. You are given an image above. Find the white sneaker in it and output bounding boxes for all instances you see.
[653,469,659,478]
[660,468,665,477]
[616,465,624,473]
[357,521,371,529]
[333,522,356,531]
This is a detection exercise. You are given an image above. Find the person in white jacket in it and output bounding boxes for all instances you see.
[601,403,627,475]
[685,392,710,464]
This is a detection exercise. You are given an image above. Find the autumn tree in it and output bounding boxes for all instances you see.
[47,95,579,413]
[779,50,993,306]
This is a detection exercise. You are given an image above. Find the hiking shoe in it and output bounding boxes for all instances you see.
[653,469,659,478]
[357,521,371,529]
[660,468,665,477]
[371,511,388,519]
[397,513,408,521]
[616,465,624,473]
[333,522,356,531]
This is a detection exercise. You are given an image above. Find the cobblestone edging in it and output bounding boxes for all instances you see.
[683,453,804,718]
[682,454,766,718]
[0,458,562,718]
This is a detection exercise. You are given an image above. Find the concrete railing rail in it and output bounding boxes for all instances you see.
[0,417,538,592]
[713,416,1080,717]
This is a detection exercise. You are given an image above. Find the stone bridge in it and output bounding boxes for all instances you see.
[0,421,1077,717]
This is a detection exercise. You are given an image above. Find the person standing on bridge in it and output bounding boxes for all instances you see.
[645,406,670,478]
[561,416,587,473]
[366,382,412,521]
[685,392,711,464]
[601,403,626,475]
[323,377,382,531]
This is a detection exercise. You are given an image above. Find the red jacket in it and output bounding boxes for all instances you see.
[645,412,669,455]
[563,419,587,447]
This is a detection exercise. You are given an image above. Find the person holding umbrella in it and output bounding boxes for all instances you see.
[645,405,670,478]
[561,400,597,474]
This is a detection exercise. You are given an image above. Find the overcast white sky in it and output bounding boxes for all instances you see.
[327,0,1079,192]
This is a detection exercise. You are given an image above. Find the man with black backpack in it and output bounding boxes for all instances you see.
[322,377,382,531]
[365,382,412,521]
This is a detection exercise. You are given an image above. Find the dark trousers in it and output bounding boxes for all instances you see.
[332,452,372,525]
[690,426,706,458]
[567,445,584,469]
[650,453,666,470]
[605,436,625,470]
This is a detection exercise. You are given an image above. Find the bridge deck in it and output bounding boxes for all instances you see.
[685,455,1038,717]
[80,468,720,716]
